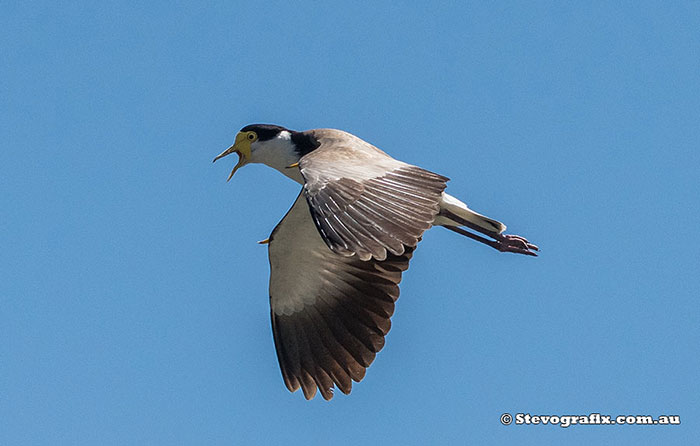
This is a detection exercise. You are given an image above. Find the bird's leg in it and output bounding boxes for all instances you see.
[444,226,538,256]
[440,209,538,256]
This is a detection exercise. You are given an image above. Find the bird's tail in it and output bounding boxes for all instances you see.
[434,193,506,235]
[436,193,538,256]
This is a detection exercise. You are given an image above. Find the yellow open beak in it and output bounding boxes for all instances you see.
[212,145,244,181]
[212,133,252,181]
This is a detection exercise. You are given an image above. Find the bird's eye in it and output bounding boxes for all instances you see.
[247,133,256,141]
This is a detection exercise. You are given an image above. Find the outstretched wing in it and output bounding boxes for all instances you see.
[299,129,448,261]
[268,192,416,400]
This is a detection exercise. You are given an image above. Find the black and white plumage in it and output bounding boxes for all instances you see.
[268,192,416,400]
[213,124,538,400]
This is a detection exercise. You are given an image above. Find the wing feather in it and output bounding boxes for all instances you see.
[268,192,415,400]
[299,129,448,260]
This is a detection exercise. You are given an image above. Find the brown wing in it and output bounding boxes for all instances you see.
[299,129,449,261]
[268,192,416,400]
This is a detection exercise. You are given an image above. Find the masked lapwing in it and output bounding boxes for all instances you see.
[213,124,538,400]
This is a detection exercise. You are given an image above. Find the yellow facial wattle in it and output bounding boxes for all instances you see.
[213,131,258,181]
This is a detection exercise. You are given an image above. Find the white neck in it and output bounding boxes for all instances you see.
[249,131,303,183]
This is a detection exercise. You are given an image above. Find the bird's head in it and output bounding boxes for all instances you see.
[213,124,294,181]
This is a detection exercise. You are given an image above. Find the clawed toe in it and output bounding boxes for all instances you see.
[442,224,539,257]
[504,234,539,251]
[499,234,539,256]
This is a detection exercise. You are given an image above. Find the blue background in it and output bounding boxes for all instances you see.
[2,1,698,444]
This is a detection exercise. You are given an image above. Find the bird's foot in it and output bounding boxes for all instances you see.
[496,234,539,256]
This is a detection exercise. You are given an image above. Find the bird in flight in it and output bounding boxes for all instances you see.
[213,124,537,400]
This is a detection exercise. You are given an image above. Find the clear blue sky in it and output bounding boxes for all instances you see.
[2,2,698,445]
